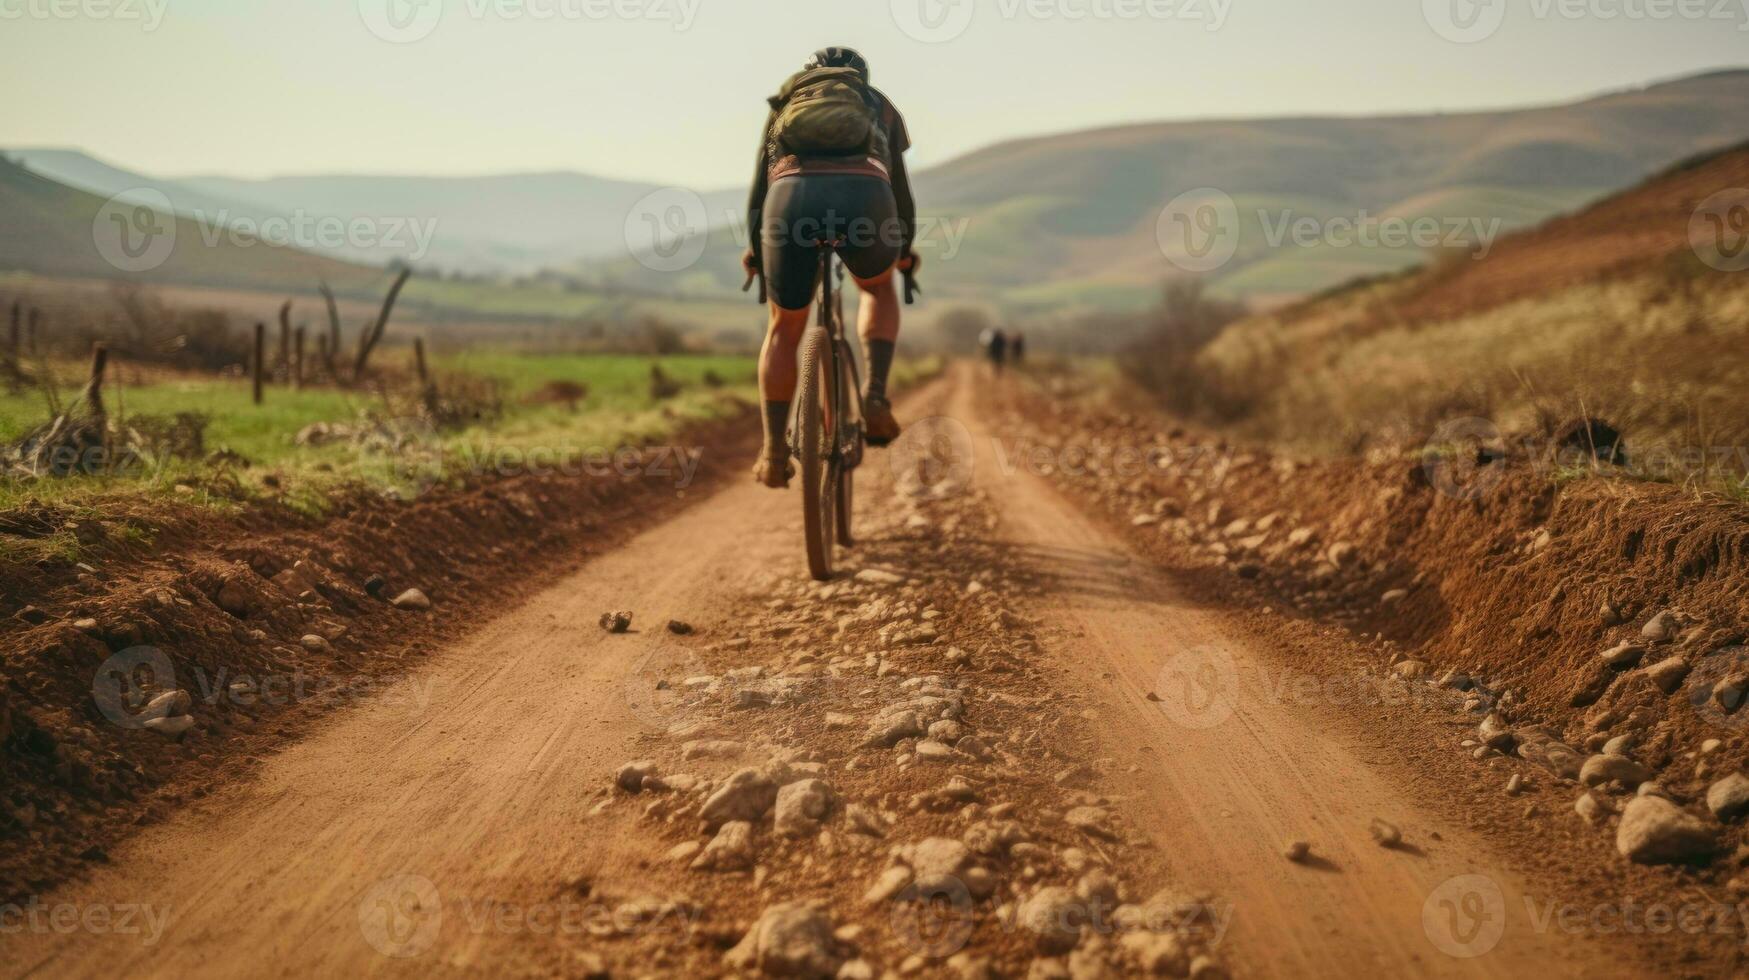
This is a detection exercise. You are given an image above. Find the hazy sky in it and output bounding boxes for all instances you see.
[2,0,1744,188]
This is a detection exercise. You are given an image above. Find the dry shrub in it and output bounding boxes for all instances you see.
[1116,280,1251,420]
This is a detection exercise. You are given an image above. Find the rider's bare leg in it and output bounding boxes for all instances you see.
[755,301,812,485]
[851,263,902,445]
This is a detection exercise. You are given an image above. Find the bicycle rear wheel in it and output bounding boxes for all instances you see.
[796,325,836,580]
[834,351,857,548]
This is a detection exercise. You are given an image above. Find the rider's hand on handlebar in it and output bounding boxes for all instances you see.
[741,248,758,277]
[897,251,920,274]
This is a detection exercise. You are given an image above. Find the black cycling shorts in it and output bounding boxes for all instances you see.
[761,174,901,311]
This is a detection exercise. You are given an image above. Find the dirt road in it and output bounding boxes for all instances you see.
[7,366,1641,978]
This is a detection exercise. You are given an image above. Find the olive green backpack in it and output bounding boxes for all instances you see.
[767,67,888,160]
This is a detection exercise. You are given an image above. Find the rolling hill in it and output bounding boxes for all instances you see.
[580,68,1749,312]
[0,154,382,294]
[6,148,742,277]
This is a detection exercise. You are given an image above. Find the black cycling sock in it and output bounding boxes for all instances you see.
[763,401,790,453]
[864,339,896,402]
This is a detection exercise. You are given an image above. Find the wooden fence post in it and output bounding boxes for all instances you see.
[6,302,17,365]
[294,326,306,391]
[27,307,40,357]
[252,322,265,405]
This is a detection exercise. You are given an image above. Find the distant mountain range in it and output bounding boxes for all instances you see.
[6,68,1748,313]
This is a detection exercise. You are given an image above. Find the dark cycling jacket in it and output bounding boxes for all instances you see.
[747,86,917,263]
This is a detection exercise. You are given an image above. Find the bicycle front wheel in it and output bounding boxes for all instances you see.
[796,326,836,580]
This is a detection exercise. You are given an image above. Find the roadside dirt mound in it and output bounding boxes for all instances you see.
[0,408,757,901]
[1000,378,1749,892]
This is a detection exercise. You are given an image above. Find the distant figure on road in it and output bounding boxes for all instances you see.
[982,328,1008,373]
[1011,332,1025,364]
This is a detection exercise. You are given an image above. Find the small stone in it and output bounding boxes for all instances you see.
[724,903,841,977]
[1599,643,1646,668]
[299,634,332,653]
[1616,796,1716,865]
[1505,774,1523,796]
[1381,589,1408,605]
[1642,656,1690,694]
[143,715,194,736]
[1707,773,1749,821]
[1580,754,1651,788]
[699,768,778,828]
[855,568,906,586]
[599,610,633,633]
[1283,840,1310,862]
[691,820,755,871]
[1018,887,1082,954]
[391,588,431,610]
[863,865,913,905]
[616,760,656,793]
[1392,660,1428,680]
[667,620,694,635]
[1368,818,1402,848]
[1642,611,1679,643]
[774,779,836,838]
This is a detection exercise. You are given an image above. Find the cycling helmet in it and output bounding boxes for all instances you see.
[805,46,869,81]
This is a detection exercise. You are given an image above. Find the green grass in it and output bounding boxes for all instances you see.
[0,353,761,549]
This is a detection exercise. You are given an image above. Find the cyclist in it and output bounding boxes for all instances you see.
[742,46,918,488]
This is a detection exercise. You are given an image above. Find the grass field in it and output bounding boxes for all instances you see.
[0,352,759,523]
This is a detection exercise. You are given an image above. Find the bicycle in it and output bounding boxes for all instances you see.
[747,240,918,580]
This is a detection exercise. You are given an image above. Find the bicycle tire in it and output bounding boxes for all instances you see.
[835,351,856,548]
[797,325,835,580]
